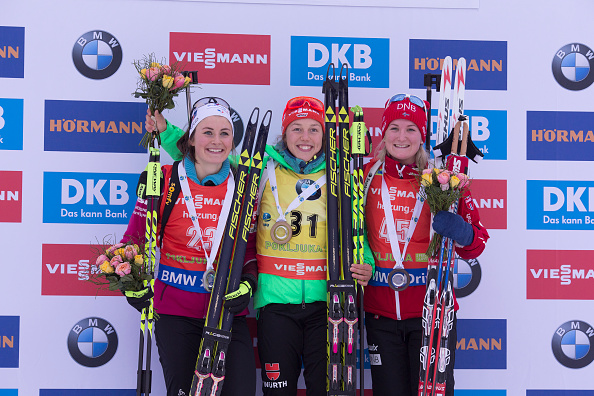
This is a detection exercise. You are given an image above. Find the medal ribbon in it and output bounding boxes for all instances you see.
[266,159,326,223]
[178,161,234,272]
[380,162,425,270]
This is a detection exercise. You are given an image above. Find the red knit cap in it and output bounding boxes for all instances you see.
[381,97,428,143]
[281,96,325,134]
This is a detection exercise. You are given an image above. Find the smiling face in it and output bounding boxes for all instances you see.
[284,118,323,162]
[383,119,423,165]
[190,115,233,173]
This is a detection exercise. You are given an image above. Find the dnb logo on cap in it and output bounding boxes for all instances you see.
[552,320,594,368]
[295,179,322,201]
[68,317,118,367]
[552,43,594,91]
[72,31,122,80]
[454,257,482,298]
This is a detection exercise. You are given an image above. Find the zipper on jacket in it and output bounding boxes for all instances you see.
[395,290,402,320]
[302,279,306,309]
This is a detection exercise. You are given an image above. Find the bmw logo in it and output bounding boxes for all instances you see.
[453,257,481,298]
[72,30,122,80]
[296,179,322,201]
[67,317,118,367]
[552,320,594,368]
[552,43,594,91]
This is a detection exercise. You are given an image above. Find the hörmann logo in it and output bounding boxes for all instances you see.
[0,316,19,368]
[552,43,594,91]
[0,26,24,78]
[527,110,594,161]
[0,98,24,151]
[170,32,270,85]
[44,100,146,153]
[527,180,594,230]
[455,319,506,369]
[0,170,22,223]
[527,250,594,300]
[42,244,119,296]
[43,172,138,224]
[290,36,389,88]
[409,39,507,90]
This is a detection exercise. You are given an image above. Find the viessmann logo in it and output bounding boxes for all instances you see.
[42,244,119,296]
[527,250,594,300]
[43,172,138,224]
[170,32,270,85]
[290,36,389,88]
[527,180,594,230]
[409,39,507,90]
[527,110,594,161]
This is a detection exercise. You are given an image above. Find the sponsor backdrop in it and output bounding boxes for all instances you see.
[0,0,592,394]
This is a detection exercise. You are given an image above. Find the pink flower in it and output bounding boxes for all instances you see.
[422,169,432,175]
[437,171,450,185]
[115,262,131,277]
[161,64,172,75]
[96,254,108,266]
[172,75,186,90]
[110,255,123,267]
[124,245,137,260]
[146,67,161,81]
[440,183,450,191]
[107,243,125,254]
[458,173,470,188]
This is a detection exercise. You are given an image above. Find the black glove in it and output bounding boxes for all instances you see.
[432,210,474,246]
[124,286,154,312]
[224,277,256,314]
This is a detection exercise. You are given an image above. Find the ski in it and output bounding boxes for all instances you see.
[433,56,452,168]
[350,104,371,395]
[200,110,271,396]
[135,140,161,396]
[189,107,264,396]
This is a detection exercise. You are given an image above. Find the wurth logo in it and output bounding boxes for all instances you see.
[0,170,22,222]
[170,32,270,85]
[264,363,280,381]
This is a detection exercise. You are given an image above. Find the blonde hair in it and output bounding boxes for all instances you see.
[375,142,429,170]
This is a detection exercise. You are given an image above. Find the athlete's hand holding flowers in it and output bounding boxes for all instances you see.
[132,53,191,146]
[418,167,472,256]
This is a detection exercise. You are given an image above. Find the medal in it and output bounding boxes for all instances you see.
[388,268,410,292]
[202,269,216,292]
[270,220,292,244]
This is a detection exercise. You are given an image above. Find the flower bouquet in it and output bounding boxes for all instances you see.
[418,168,470,257]
[132,53,191,147]
[89,239,152,293]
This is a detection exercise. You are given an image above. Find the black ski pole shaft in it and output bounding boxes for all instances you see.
[323,63,344,394]
[423,73,440,153]
[337,63,357,395]
[137,144,161,396]
[190,108,260,396]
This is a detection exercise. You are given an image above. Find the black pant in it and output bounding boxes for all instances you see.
[155,314,256,396]
[365,313,456,396]
[257,302,327,396]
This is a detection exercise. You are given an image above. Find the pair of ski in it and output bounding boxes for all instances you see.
[188,107,271,396]
[323,63,370,395]
[418,57,483,396]
[134,70,199,396]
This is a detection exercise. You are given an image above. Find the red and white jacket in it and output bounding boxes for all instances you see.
[363,156,489,321]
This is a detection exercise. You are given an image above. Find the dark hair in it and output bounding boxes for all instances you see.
[176,118,236,163]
